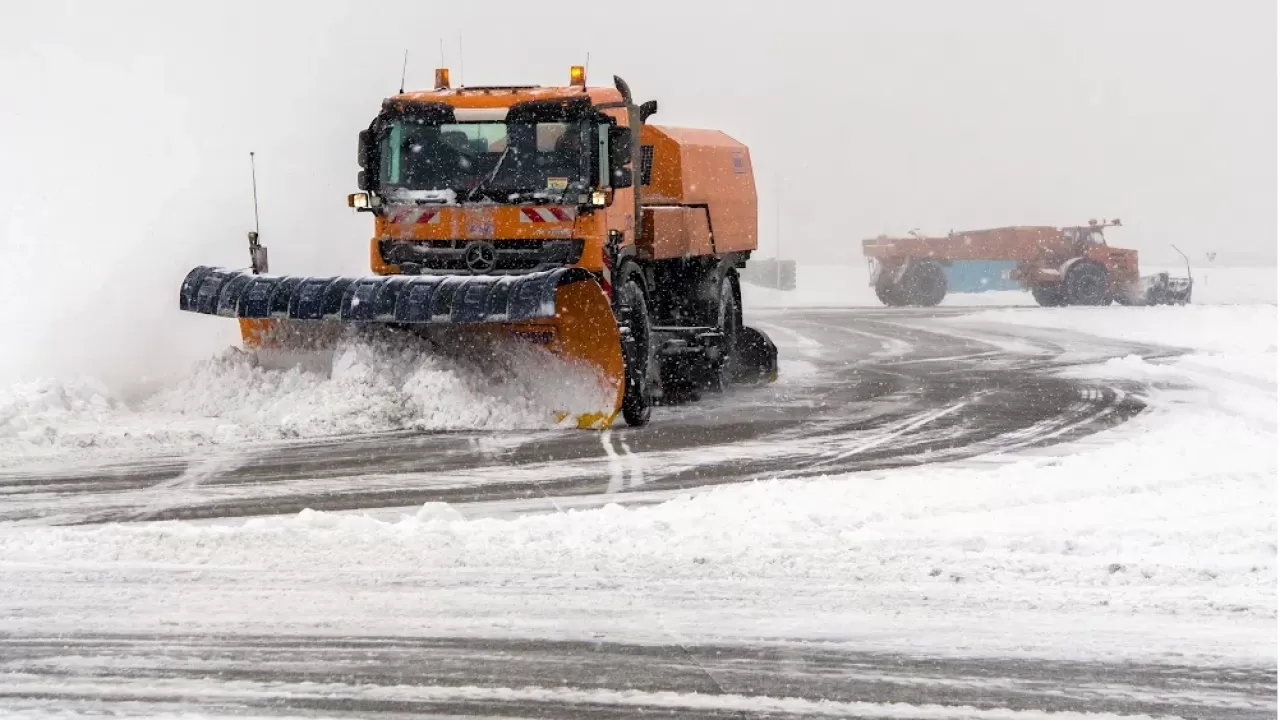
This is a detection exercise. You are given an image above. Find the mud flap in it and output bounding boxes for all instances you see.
[179,266,625,429]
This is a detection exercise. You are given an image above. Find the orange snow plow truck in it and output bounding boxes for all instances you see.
[178,68,777,429]
[862,219,1193,307]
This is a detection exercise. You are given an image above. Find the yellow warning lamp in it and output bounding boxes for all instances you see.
[570,65,586,87]
[434,68,451,90]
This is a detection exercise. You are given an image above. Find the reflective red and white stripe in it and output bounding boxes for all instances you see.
[387,208,442,224]
[600,247,613,299]
[519,207,575,223]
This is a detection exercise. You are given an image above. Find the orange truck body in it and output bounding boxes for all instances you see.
[639,125,757,259]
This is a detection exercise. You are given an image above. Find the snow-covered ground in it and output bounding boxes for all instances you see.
[743,262,1276,308]
[0,304,1274,668]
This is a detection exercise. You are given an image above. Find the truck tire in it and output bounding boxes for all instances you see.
[707,271,740,391]
[618,274,653,427]
[874,279,905,307]
[901,261,947,307]
[1063,261,1109,306]
[1031,284,1065,307]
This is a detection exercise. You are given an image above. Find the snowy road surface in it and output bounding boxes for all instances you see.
[2,308,1159,525]
[0,305,1274,718]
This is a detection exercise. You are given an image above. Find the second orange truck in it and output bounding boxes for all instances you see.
[862,220,1193,307]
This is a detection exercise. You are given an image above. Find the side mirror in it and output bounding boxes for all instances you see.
[357,169,371,191]
[357,130,372,168]
[611,166,633,189]
[608,125,631,167]
[638,100,658,122]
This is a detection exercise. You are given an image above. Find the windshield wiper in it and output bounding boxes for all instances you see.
[507,189,569,204]
[386,188,457,205]
[466,145,513,203]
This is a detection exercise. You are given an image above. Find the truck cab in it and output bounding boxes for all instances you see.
[347,67,647,299]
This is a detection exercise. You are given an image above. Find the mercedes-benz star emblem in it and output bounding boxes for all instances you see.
[463,240,498,274]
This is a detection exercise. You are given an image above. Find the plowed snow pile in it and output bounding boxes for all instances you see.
[0,331,614,467]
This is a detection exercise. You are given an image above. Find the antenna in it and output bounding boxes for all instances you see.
[249,151,260,236]
[458,35,465,86]
[439,38,445,68]
[398,50,408,94]
[247,151,268,274]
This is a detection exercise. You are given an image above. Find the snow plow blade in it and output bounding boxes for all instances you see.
[178,266,625,429]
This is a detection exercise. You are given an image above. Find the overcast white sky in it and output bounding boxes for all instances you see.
[0,0,1274,382]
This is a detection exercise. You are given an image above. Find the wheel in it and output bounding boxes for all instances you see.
[1063,261,1109,306]
[900,261,947,307]
[1031,283,1065,307]
[874,279,906,306]
[617,274,653,427]
[702,271,740,391]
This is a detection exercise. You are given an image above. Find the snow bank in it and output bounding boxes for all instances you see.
[0,330,614,467]
[742,263,1276,308]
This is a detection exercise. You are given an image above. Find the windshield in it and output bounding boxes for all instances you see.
[1063,227,1108,245]
[379,119,591,201]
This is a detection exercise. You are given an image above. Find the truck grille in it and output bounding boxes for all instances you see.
[380,238,585,275]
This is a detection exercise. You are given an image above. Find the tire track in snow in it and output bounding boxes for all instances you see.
[777,398,975,478]
[602,432,645,493]
[1,633,1271,720]
[793,318,914,358]
[601,430,625,494]
[619,437,645,490]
